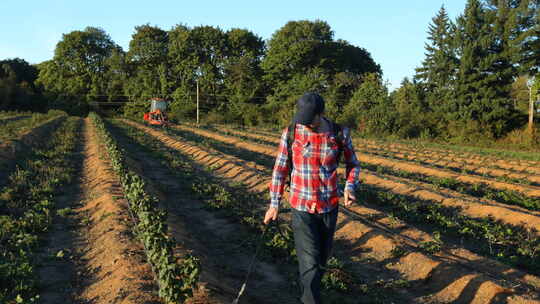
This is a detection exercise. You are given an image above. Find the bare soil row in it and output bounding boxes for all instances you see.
[358,138,540,168]
[356,141,540,182]
[38,119,160,303]
[107,120,303,304]
[126,119,540,304]
[204,125,540,198]
[174,123,540,231]
[64,119,161,303]
[214,125,540,180]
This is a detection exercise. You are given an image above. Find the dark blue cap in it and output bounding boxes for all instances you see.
[293,92,325,125]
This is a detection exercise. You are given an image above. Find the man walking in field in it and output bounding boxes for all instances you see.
[264,92,361,304]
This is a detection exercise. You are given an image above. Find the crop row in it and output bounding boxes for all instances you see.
[209,123,540,181]
[0,117,80,303]
[165,123,540,275]
[89,113,199,303]
[357,137,540,165]
[0,110,32,120]
[356,143,540,186]
[363,162,540,211]
[179,124,540,210]
[111,120,400,302]
[0,110,66,143]
[221,122,540,166]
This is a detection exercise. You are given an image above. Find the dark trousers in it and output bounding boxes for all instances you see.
[292,207,339,304]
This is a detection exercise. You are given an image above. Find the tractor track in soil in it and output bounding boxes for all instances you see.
[213,124,540,184]
[106,120,301,304]
[124,119,540,304]
[171,123,540,234]
[60,118,160,304]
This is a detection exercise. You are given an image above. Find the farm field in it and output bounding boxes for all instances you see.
[2,115,540,304]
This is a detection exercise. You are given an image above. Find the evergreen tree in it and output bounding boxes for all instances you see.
[415,6,457,95]
[513,0,540,74]
[453,0,518,138]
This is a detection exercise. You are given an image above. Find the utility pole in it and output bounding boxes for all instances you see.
[527,77,535,134]
[529,85,534,132]
[196,79,200,126]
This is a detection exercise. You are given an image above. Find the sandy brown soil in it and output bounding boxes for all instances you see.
[216,125,540,181]
[358,142,540,183]
[173,123,540,234]
[358,139,540,171]
[108,122,300,304]
[125,120,540,303]
[215,125,540,188]
[71,118,160,304]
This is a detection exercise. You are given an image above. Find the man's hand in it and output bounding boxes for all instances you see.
[264,207,279,225]
[344,188,356,207]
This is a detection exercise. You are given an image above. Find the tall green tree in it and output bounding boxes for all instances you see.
[222,28,266,124]
[453,0,518,138]
[103,47,128,102]
[262,20,381,125]
[0,58,44,111]
[261,20,334,87]
[167,25,227,110]
[340,73,392,133]
[125,24,169,101]
[37,27,119,114]
[391,78,435,138]
[415,5,458,110]
[514,0,540,74]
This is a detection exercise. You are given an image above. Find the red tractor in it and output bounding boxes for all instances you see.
[143,98,170,126]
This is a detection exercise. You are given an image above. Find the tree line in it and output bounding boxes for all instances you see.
[1,0,538,142]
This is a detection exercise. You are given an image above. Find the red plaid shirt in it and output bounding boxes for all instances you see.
[270,119,361,214]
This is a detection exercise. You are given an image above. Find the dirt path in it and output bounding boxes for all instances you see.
[125,120,540,304]
[50,118,161,303]
[110,120,300,304]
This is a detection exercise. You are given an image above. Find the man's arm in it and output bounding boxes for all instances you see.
[269,128,291,209]
[341,128,361,194]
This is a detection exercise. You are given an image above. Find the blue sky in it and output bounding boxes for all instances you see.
[0,0,466,90]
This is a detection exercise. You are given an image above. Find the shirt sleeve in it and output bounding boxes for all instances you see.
[341,128,361,193]
[269,128,291,208]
